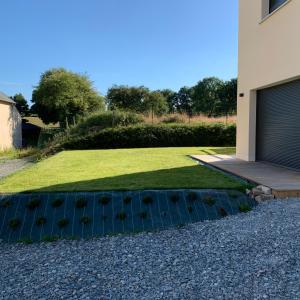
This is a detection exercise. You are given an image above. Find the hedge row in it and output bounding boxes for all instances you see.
[61,124,236,150]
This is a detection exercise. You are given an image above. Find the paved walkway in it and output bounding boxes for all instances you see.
[0,157,34,179]
[192,155,300,197]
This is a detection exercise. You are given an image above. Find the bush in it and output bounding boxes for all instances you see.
[161,114,185,124]
[70,110,144,136]
[26,198,41,210]
[62,123,236,150]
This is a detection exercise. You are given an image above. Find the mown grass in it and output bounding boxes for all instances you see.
[0,147,243,193]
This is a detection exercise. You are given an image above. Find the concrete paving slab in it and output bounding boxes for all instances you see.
[191,155,300,197]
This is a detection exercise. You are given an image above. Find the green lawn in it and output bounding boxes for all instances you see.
[0,147,244,193]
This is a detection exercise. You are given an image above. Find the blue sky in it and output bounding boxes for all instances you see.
[0,0,238,102]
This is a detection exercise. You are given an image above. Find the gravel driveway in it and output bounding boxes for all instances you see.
[0,199,299,300]
[0,157,34,179]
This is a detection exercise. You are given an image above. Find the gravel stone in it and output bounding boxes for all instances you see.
[0,157,34,179]
[0,199,299,300]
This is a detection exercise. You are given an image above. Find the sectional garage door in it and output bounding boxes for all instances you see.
[256,79,300,170]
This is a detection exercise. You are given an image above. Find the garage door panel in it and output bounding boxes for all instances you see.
[256,79,300,170]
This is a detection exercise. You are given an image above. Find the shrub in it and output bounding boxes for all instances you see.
[17,238,33,244]
[51,198,64,208]
[123,196,132,205]
[203,196,216,206]
[143,196,153,205]
[170,194,180,203]
[75,198,87,209]
[42,235,59,242]
[62,123,236,150]
[26,198,41,210]
[161,114,185,124]
[70,110,144,136]
[116,212,127,221]
[36,217,47,226]
[58,218,69,228]
[80,216,91,225]
[187,192,197,202]
[8,218,21,230]
[99,196,110,205]
[239,203,252,213]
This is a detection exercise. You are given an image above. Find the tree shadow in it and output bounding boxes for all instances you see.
[26,165,244,193]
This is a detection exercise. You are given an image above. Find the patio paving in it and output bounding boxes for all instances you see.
[191,155,300,197]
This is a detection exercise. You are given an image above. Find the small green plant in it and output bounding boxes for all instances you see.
[102,215,108,221]
[187,192,197,202]
[26,198,41,210]
[203,196,216,206]
[239,203,252,213]
[99,196,110,205]
[116,212,127,221]
[187,206,193,213]
[228,191,239,199]
[123,196,132,205]
[80,216,91,225]
[177,223,185,229]
[51,198,64,208]
[75,198,87,209]
[0,199,12,208]
[35,216,47,226]
[161,211,167,217]
[57,218,69,228]
[17,238,33,244]
[41,235,59,242]
[143,196,153,205]
[219,207,228,217]
[170,194,180,203]
[8,218,21,230]
[140,211,147,219]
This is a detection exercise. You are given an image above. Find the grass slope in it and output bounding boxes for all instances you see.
[0,147,244,193]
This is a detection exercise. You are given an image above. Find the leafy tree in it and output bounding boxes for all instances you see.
[192,77,224,116]
[143,91,168,117]
[173,87,193,115]
[159,89,176,113]
[106,85,150,113]
[32,68,104,125]
[11,93,30,116]
[218,78,237,117]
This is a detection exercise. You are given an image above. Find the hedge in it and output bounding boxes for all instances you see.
[61,124,236,150]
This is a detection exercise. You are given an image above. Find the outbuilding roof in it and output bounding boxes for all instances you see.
[0,91,15,104]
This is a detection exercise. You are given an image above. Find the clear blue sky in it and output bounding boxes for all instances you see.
[0,0,238,102]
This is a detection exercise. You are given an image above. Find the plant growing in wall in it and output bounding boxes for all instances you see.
[99,196,110,205]
[26,198,41,210]
[187,192,197,202]
[8,218,21,230]
[187,206,193,213]
[123,196,132,205]
[170,194,180,203]
[116,212,127,221]
[36,216,47,226]
[0,199,12,208]
[80,216,91,225]
[218,207,228,217]
[51,198,64,208]
[75,198,87,209]
[143,196,153,205]
[139,211,147,219]
[203,196,216,206]
[239,203,252,213]
[58,218,69,228]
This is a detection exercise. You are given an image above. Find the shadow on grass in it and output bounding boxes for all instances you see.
[23,165,246,193]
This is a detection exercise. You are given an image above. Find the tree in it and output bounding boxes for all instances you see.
[192,77,224,116]
[143,91,168,120]
[218,78,237,118]
[106,85,150,113]
[159,89,176,113]
[32,68,104,125]
[11,93,30,116]
[173,87,193,115]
